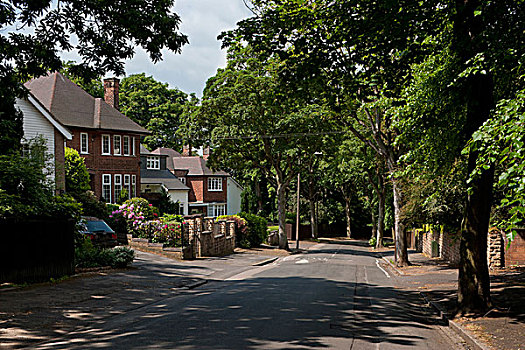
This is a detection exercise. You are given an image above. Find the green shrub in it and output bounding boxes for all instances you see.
[238,212,268,248]
[369,236,377,247]
[74,237,134,268]
[110,247,135,268]
[76,191,108,219]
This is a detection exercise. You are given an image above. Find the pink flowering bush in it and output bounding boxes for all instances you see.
[111,199,183,247]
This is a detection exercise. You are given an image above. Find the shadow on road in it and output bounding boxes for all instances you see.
[20,275,444,349]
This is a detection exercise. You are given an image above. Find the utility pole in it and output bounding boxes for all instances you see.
[296,170,300,250]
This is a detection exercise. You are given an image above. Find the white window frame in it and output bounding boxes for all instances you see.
[208,177,223,191]
[80,132,89,154]
[124,174,131,199]
[102,174,112,203]
[102,134,111,155]
[131,137,136,156]
[114,174,122,201]
[131,175,136,197]
[113,135,121,155]
[123,136,130,156]
[146,156,160,170]
[208,204,226,217]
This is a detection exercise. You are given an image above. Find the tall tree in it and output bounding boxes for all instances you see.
[1,0,187,154]
[119,73,193,151]
[221,0,445,265]
[188,46,331,250]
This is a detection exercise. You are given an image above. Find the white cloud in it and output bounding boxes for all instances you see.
[123,0,252,96]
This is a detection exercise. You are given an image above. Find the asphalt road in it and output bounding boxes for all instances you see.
[32,241,465,349]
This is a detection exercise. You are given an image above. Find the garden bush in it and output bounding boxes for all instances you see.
[75,238,134,268]
[238,212,268,248]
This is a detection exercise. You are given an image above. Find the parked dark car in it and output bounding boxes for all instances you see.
[79,217,118,248]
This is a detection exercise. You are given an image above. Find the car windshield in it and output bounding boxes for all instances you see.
[85,220,113,233]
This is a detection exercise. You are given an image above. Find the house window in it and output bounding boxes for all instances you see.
[123,136,130,156]
[114,174,122,201]
[179,203,185,215]
[146,156,160,170]
[102,135,111,155]
[131,175,136,197]
[179,177,186,184]
[208,177,222,191]
[102,174,111,203]
[208,204,225,217]
[114,135,121,155]
[124,175,131,199]
[132,137,136,156]
[80,133,89,154]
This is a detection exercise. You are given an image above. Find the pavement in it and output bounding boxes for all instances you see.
[376,247,525,350]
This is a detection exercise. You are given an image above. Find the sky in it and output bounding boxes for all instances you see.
[123,0,253,97]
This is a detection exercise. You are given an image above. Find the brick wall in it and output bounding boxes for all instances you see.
[66,128,142,202]
[419,228,460,264]
[505,228,525,266]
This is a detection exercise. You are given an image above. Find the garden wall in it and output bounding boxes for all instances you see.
[0,218,75,283]
[415,227,525,268]
[183,215,236,259]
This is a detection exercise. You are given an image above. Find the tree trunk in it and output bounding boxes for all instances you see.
[277,182,289,250]
[392,179,409,266]
[458,153,493,314]
[344,196,352,238]
[453,0,495,315]
[376,173,386,249]
[371,207,377,242]
[254,179,264,214]
[309,181,318,239]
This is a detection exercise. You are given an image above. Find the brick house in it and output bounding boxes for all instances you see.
[151,147,242,217]
[24,72,149,203]
[140,145,190,214]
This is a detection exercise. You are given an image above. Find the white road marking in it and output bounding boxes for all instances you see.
[375,259,391,278]
[295,258,309,264]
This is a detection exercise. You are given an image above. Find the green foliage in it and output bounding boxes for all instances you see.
[1,0,188,155]
[60,61,104,98]
[123,197,156,220]
[117,188,129,205]
[76,191,108,219]
[466,87,525,238]
[238,212,268,248]
[75,238,134,269]
[369,237,377,247]
[64,147,90,196]
[119,73,193,151]
[0,137,81,222]
[156,187,180,215]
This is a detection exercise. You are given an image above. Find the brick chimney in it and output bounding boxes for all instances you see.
[182,144,191,156]
[203,146,210,160]
[103,78,119,110]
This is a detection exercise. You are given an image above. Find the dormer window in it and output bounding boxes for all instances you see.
[179,177,186,184]
[146,156,160,170]
[208,177,222,191]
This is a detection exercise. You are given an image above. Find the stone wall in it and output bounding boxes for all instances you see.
[488,229,504,268]
[416,226,525,268]
[183,214,236,259]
